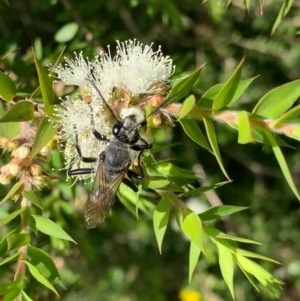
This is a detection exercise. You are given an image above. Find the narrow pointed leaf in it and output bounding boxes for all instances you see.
[0,182,23,205]
[168,66,204,103]
[153,197,170,254]
[235,255,282,288]
[217,232,261,245]
[0,71,17,101]
[236,248,280,264]
[32,215,76,243]
[7,233,30,252]
[180,118,212,153]
[200,205,248,221]
[24,260,59,296]
[178,95,196,120]
[181,210,204,251]
[271,104,300,127]
[32,49,54,106]
[212,58,245,111]
[217,242,235,299]
[252,79,300,118]
[28,245,65,288]
[0,101,34,122]
[22,191,44,210]
[188,242,201,283]
[237,111,253,144]
[271,0,293,36]
[21,291,34,301]
[203,117,230,180]
[29,117,56,161]
[0,208,24,226]
[263,129,300,200]
[0,253,19,266]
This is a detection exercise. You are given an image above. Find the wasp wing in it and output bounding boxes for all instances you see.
[84,161,127,229]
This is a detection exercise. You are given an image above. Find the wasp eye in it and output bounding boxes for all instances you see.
[113,123,121,135]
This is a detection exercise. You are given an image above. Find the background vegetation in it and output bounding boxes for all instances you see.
[0,0,300,300]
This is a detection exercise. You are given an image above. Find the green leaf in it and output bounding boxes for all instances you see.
[181,210,204,251]
[203,117,230,180]
[54,22,79,43]
[236,248,280,264]
[237,110,253,144]
[263,129,300,200]
[212,57,245,111]
[217,242,235,299]
[2,279,23,301]
[201,77,257,108]
[180,181,229,198]
[0,182,23,205]
[32,50,54,106]
[7,233,30,252]
[188,242,201,283]
[24,260,59,296]
[0,101,34,122]
[0,71,17,101]
[200,205,248,221]
[235,255,282,288]
[0,253,19,266]
[271,104,300,128]
[271,0,293,36]
[217,232,261,245]
[22,191,44,210]
[168,66,204,103]
[28,245,65,288]
[153,196,170,254]
[32,215,76,243]
[178,95,196,120]
[180,118,212,153]
[21,290,35,301]
[29,117,56,161]
[252,79,300,119]
[0,208,24,226]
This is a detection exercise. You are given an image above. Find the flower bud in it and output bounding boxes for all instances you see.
[13,145,31,160]
[30,164,42,176]
[8,162,22,177]
[1,164,10,175]
[151,114,162,127]
[32,175,45,188]
[39,145,50,157]
[0,173,11,185]
[7,138,21,151]
[0,136,9,149]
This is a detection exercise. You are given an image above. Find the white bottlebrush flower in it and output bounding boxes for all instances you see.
[51,39,176,181]
[91,39,175,98]
[49,52,92,87]
[54,96,111,180]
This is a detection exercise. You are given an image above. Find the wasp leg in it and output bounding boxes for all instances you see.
[130,138,153,178]
[68,167,95,176]
[122,177,138,192]
[92,129,110,142]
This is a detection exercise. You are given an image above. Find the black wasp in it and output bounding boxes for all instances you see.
[68,81,170,228]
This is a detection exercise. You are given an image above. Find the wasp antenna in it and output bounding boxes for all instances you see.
[86,78,119,121]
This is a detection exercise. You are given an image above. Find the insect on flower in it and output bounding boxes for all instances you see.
[68,80,177,228]
[51,39,178,228]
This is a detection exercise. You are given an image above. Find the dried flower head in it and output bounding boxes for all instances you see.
[50,39,176,180]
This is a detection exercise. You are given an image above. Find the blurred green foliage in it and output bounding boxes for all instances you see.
[0,0,300,301]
